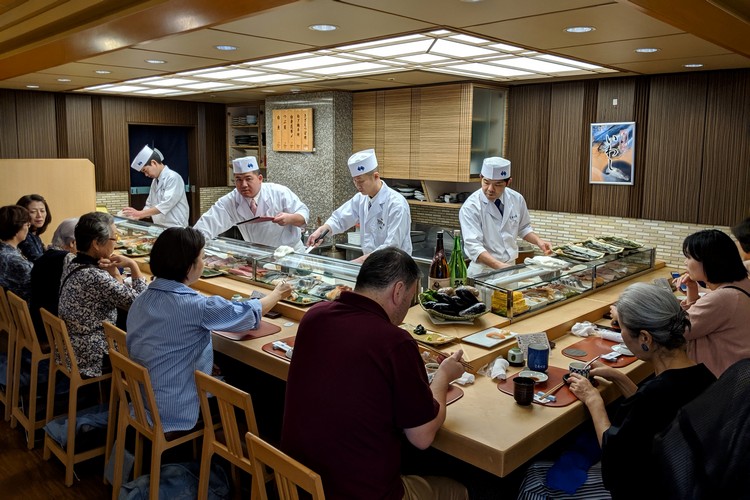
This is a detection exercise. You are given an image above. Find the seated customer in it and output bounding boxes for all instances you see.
[675,229,750,376]
[732,217,750,272]
[0,205,33,301]
[59,212,147,377]
[15,194,51,262]
[566,283,716,499]
[127,227,292,433]
[282,247,468,500]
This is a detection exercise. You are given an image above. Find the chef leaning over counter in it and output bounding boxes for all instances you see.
[307,148,412,262]
[194,156,309,252]
[122,144,189,228]
[459,156,553,277]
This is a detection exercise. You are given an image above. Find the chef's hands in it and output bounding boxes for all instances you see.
[538,239,553,256]
[121,207,144,219]
[273,212,305,227]
[306,225,331,247]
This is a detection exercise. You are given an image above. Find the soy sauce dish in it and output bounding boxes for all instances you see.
[518,370,548,383]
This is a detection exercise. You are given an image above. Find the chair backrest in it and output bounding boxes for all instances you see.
[7,291,43,355]
[39,308,78,380]
[103,321,128,357]
[246,432,325,500]
[109,350,162,439]
[0,286,14,335]
[195,371,259,465]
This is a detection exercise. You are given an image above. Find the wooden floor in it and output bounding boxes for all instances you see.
[0,416,109,500]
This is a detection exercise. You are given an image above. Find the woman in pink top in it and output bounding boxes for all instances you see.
[676,229,750,376]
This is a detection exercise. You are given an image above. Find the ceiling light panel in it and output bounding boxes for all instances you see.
[197,69,264,79]
[264,55,353,71]
[354,40,434,58]
[142,78,199,87]
[445,63,532,77]
[429,39,496,58]
[305,62,392,75]
[489,43,524,52]
[492,57,582,73]
[396,54,449,63]
[536,54,603,70]
[180,82,234,89]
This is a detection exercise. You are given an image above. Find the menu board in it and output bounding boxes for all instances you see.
[272,108,314,152]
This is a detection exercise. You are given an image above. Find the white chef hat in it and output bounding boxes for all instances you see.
[232,156,260,174]
[347,149,378,177]
[130,145,164,171]
[480,157,511,180]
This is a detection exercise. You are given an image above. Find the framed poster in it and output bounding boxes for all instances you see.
[590,122,635,185]
[272,108,314,152]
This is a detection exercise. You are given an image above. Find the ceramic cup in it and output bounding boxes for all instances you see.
[513,377,535,406]
[569,361,591,379]
[527,343,550,372]
[507,347,524,366]
[425,363,440,384]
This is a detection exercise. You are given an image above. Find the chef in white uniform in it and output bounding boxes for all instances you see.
[307,149,412,262]
[459,156,552,277]
[122,145,189,227]
[194,156,309,252]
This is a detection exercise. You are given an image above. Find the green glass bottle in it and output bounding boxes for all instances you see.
[449,229,467,288]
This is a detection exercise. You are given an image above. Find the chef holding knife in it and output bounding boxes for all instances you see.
[194,156,309,251]
[307,149,412,262]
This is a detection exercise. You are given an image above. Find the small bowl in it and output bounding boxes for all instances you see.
[518,370,548,383]
[563,373,597,384]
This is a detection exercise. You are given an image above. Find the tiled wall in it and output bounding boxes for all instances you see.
[95,191,128,213]
[199,186,233,214]
[410,202,731,268]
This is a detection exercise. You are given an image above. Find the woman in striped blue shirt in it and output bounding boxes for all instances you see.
[127,227,292,433]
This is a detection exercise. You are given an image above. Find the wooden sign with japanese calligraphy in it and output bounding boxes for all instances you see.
[272,108,314,152]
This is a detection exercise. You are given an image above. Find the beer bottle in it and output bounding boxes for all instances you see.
[428,231,450,290]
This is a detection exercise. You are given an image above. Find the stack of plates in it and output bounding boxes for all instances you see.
[414,190,426,201]
[396,187,417,199]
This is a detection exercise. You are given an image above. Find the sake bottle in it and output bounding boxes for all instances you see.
[449,229,467,288]
[428,231,450,290]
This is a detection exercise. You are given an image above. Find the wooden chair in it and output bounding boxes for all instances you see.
[40,308,111,486]
[195,371,271,499]
[246,432,325,500]
[103,320,128,480]
[8,290,52,449]
[0,286,16,422]
[109,350,204,500]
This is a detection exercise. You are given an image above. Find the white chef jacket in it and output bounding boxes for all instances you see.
[325,181,412,255]
[145,166,189,228]
[459,187,534,277]
[194,183,309,252]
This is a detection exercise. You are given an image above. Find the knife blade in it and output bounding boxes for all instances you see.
[304,228,329,254]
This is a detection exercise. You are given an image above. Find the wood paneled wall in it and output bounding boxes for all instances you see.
[0,89,227,213]
[507,69,750,226]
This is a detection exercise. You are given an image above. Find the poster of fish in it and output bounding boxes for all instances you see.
[590,122,635,185]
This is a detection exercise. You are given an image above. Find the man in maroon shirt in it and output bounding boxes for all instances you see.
[282,247,467,499]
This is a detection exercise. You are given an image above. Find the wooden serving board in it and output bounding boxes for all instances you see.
[562,336,637,368]
[497,366,578,407]
[213,321,281,341]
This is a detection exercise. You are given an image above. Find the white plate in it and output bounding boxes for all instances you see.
[518,370,548,383]
[612,343,634,356]
[396,187,416,193]
[461,328,517,348]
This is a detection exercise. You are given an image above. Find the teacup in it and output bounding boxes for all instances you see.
[527,343,549,372]
[425,362,440,383]
[513,377,535,406]
[569,361,591,379]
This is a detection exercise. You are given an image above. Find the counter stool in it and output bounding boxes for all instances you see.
[8,290,52,449]
[109,350,203,500]
[0,286,16,422]
[40,308,111,486]
[246,432,325,500]
[195,371,271,500]
[103,320,128,482]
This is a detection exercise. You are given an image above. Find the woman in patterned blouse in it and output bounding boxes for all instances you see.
[0,205,33,302]
[58,212,147,377]
[16,194,51,262]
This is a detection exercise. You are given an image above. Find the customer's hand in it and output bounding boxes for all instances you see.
[568,374,601,407]
[433,350,465,385]
[272,280,293,300]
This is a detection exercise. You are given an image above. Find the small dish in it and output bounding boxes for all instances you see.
[612,343,634,356]
[518,370,548,383]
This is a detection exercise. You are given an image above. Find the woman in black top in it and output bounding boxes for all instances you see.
[16,194,51,261]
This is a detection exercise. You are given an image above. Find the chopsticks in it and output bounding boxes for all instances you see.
[583,355,601,369]
[417,342,475,373]
[539,381,566,400]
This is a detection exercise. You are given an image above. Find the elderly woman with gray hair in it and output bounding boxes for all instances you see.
[59,212,146,377]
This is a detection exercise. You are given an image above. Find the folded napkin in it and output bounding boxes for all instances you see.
[479,356,510,380]
[453,372,475,386]
[571,321,596,337]
[524,256,569,269]
[598,329,623,343]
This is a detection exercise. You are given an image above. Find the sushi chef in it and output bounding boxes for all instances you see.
[307,149,412,262]
[459,156,552,277]
[194,156,309,252]
[122,145,189,228]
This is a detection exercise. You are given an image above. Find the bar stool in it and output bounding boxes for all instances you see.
[109,350,204,500]
[40,308,111,486]
[246,432,325,500]
[8,290,52,449]
[103,320,128,481]
[0,286,16,422]
[195,371,272,499]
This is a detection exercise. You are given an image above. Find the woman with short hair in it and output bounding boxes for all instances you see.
[676,229,750,377]
[0,205,33,301]
[127,227,292,433]
[58,212,146,377]
[15,194,51,261]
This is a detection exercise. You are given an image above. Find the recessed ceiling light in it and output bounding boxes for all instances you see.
[309,24,338,32]
[215,45,237,51]
[95,70,111,74]
[684,63,704,68]
[57,78,72,82]
[459,0,485,3]
[145,59,166,64]
[260,89,276,93]
[564,26,595,33]
[26,85,40,89]
[635,48,659,53]
[289,87,301,93]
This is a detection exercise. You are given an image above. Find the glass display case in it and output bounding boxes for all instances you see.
[471,246,655,320]
[114,217,165,256]
[202,238,275,281]
[254,252,361,307]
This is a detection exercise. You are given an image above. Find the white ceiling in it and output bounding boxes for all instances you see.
[1,0,748,103]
